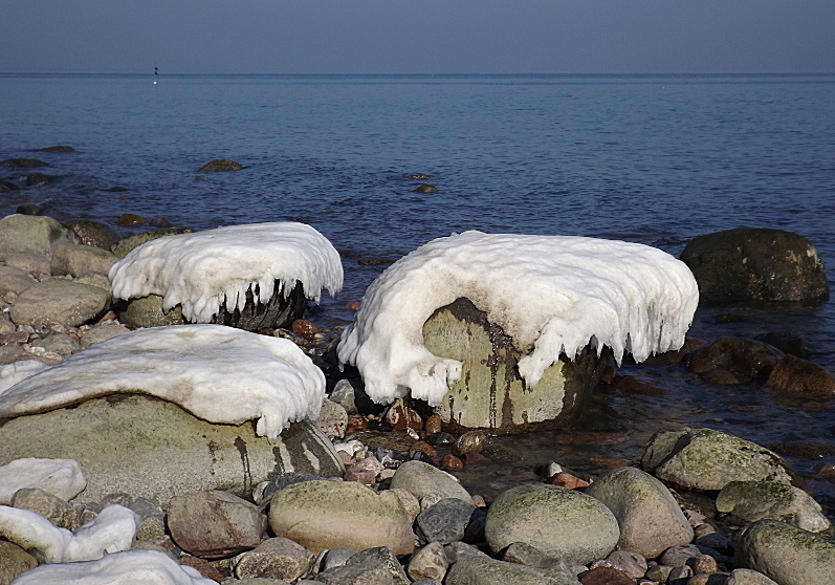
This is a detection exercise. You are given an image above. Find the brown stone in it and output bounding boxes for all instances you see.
[550,472,590,489]
[766,354,835,395]
[178,556,226,582]
[292,318,320,340]
[580,565,634,585]
[116,213,145,226]
[442,455,463,471]
[409,441,437,458]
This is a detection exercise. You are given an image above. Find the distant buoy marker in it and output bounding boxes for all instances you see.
[153,66,158,85]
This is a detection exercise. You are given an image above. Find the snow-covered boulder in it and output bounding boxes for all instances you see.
[338,231,699,409]
[109,222,343,330]
[0,324,325,442]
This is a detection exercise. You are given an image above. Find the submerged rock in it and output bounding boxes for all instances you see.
[199,159,244,171]
[641,428,794,491]
[0,158,49,168]
[686,336,784,384]
[422,298,613,433]
[680,228,830,306]
[765,354,835,395]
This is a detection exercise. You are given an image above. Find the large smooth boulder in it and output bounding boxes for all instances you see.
[64,219,121,250]
[680,228,829,306]
[641,428,793,491]
[9,279,110,327]
[484,484,619,565]
[735,520,835,585]
[716,480,830,533]
[0,214,72,276]
[584,467,693,559]
[0,395,344,505]
[50,242,119,278]
[268,480,416,555]
[422,298,613,432]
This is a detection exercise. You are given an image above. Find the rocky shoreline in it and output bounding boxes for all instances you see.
[1,208,835,584]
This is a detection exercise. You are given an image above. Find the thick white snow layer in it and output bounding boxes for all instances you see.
[0,504,139,563]
[338,231,699,406]
[10,549,216,585]
[0,325,326,442]
[109,222,343,323]
[0,458,86,505]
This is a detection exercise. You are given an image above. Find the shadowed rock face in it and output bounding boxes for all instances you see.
[422,297,613,434]
[680,227,830,306]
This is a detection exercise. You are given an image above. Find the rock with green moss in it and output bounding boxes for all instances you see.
[716,480,830,533]
[268,480,416,555]
[680,228,830,306]
[585,466,693,559]
[389,460,472,503]
[422,298,612,433]
[641,428,793,491]
[735,519,835,585]
[485,484,619,565]
[446,556,580,585]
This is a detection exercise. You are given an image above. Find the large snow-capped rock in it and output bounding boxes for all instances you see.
[109,222,343,327]
[0,324,325,442]
[338,231,699,406]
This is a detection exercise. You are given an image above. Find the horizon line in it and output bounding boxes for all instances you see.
[2,70,835,77]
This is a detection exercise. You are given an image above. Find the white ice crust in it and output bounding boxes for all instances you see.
[10,549,216,585]
[0,504,139,563]
[0,458,86,505]
[338,231,699,406]
[109,222,343,323]
[0,325,326,442]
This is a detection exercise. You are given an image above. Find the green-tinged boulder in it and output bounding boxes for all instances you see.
[585,467,693,559]
[445,556,581,585]
[735,520,835,585]
[114,294,186,328]
[422,298,612,433]
[716,480,830,533]
[268,480,416,555]
[110,227,193,258]
[641,428,793,491]
[680,228,829,306]
[0,395,343,505]
[0,214,72,276]
[50,242,119,278]
[65,219,122,250]
[484,484,619,565]
[9,279,110,327]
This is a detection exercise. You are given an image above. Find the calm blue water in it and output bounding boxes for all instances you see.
[3,73,835,506]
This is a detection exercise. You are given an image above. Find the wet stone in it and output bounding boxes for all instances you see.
[415,497,480,545]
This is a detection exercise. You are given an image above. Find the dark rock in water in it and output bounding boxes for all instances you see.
[765,354,835,396]
[25,173,50,186]
[15,203,44,215]
[116,213,145,226]
[413,183,438,194]
[65,219,122,250]
[151,215,172,228]
[0,178,20,192]
[199,159,244,172]
[0,158,50,168]
[680,227,830,306]
[686,336,784,384]
[405,173,432,180]
[422,297,614,433]
[107,186,128,192]
[755,331,814,358]
[33,145,76,153]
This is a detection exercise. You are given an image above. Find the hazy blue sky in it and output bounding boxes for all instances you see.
[2,1,833,74]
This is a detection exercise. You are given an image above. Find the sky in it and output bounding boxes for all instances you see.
[1,1,833,74]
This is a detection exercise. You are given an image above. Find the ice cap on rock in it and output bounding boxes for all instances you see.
[0,324,326,442]
[338,231,699,406]
[109,221,343,323]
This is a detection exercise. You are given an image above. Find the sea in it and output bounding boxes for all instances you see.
[2,72,835,511]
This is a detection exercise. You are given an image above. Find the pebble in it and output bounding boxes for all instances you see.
[551,471,590,489]
[441,455,463,471]
[453,431,487,456]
